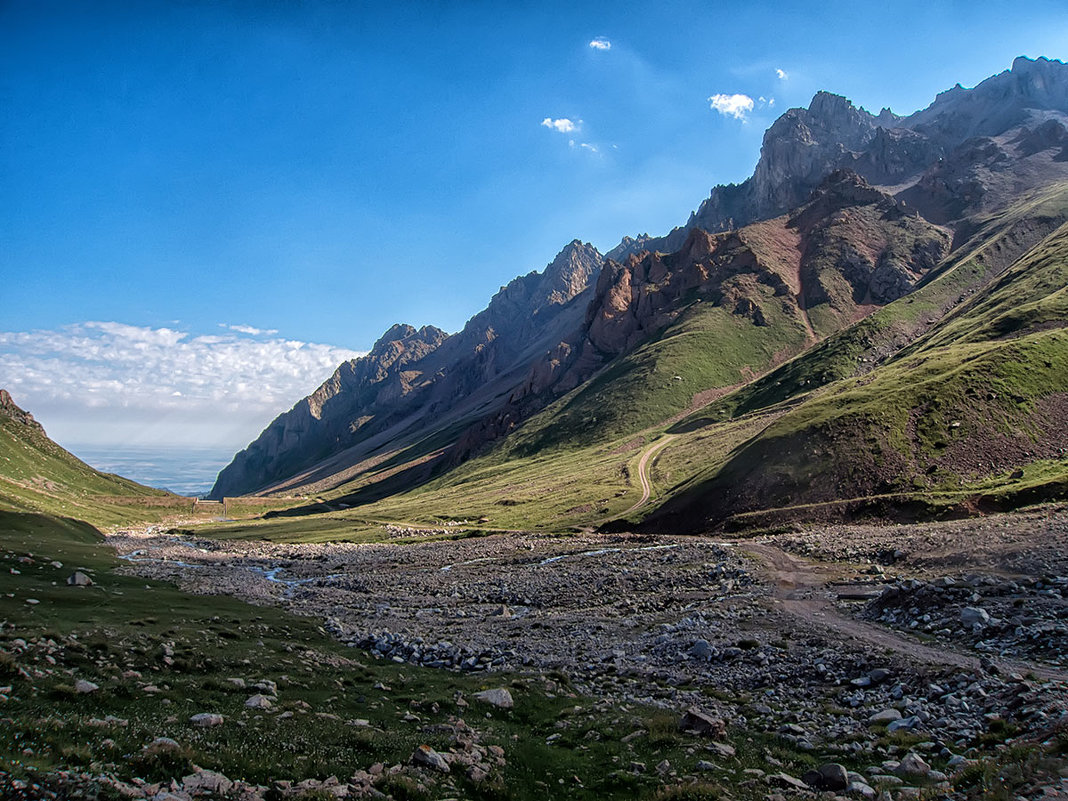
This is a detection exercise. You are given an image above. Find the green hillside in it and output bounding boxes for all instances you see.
[645,217,1068,531]
[0,391,188,527]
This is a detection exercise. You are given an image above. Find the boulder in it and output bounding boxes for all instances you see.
[803,762,849,791]
[74,680,99,694]
[680,707,726,737]
[961,606,990,626]
[868,708,903,725]
[245,694,272,709]
[690,639,714,660]
[67,571,93,586]
[182,769,233,796]
[190,713,224,727]
[895,752,932,779]
[472,688,514,709]
[412,744,450,773]
[887,715,922,732]
[818,763,849,791]
[142,737,182,755]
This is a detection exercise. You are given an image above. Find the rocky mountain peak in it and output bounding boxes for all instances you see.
[540,239,603,306]
[369,324,447,358]
[906,56,1068,146]
[605,233,655,262]
[805,91,877,133]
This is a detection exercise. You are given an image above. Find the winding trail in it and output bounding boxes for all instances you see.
[623,435,676,515]
[743,541,1068,683]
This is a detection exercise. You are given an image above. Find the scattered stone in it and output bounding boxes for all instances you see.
[411,744,450,773]
[67,571,93,586]
[690,639,713,660]
[960,607,990,626]
[887,715,921,733]
[74,680,99,694]
[182,769,233,796]
[818,763,849,791]
[708,742,735,759]
[142,737,182,755]
[848,780,877,799]
[895,752,932,779]
[472,688,513,709]
[679,708,726,737]
[190,713,224,727]
[868,708,903,725]
[245,694,272,709]
[767,772,809,791]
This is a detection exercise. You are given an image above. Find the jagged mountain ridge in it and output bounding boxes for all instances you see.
[211,240,603,497]
[212,56,1068,502]
[609,56,1068,261]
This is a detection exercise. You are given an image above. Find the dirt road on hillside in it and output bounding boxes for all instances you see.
[623,435,675,515]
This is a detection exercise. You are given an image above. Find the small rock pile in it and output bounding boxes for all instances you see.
[355,630,516,671]
[863,574,1068,666]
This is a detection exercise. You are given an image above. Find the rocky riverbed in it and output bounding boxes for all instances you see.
[104,508,1068,799]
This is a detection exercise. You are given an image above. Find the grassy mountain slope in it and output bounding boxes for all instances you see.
[643,217,1068,532]
[0,391,190,527]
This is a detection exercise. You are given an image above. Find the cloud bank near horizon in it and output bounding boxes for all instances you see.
[0,321,364,451]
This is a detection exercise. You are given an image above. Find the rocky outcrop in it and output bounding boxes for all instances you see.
[0,389,45,433]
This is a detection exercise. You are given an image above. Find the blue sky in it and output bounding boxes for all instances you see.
[2,0,1067,457]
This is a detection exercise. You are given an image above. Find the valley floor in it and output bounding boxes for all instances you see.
[101,506,1068,799]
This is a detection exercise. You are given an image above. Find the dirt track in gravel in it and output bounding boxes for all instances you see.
[743,539,1068,683]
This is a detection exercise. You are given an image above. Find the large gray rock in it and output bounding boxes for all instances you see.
[961,606,990,626]
[190,713,224,727]
[66,571,93,586]
[869,708,903,725]
[679,708,726,737]
[412,744,450,773]
[896,752,932,779]
[182,769,233,796]
[472,688,514,709]
[245,694,272,709]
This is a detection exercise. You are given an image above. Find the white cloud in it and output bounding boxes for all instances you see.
[541,117,578,133]
[708,93,755,120]
[776,68,788,80]
[220,323,279,336]
[0,322,364,450]
[589,38,611,50]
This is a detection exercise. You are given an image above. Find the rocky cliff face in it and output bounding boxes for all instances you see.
[211,324,448,497]
[573,170,949,377]
[210,241,603,497]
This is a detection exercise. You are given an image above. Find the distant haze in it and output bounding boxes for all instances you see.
[66,444,235,498]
